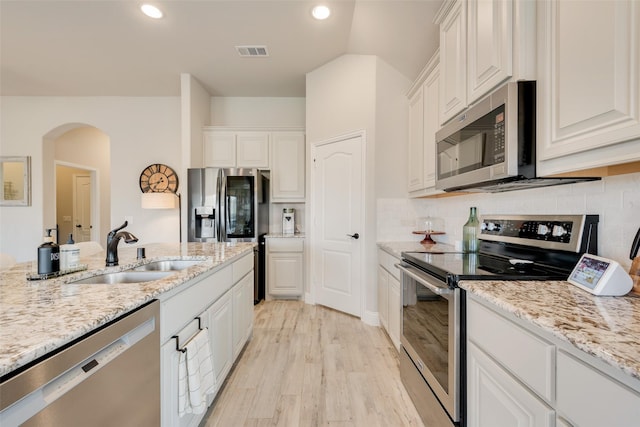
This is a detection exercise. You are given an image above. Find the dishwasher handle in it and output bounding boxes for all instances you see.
[396,263,453,296]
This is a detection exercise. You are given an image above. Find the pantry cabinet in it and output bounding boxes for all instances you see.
[467,295,640,427]
[267,237,304,298]
[377,249,400,350]
[435,0,535,125]
[536,0,640,176]
[407,52,442,198]
[271,131,305,202]
[203,130,270,168]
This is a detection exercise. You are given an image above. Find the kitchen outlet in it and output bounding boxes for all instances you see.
[125,216,133,225]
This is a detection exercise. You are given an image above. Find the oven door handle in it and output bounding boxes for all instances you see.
[395,263,453,295]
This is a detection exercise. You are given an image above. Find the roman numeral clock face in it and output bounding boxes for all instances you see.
[139,163,179,193]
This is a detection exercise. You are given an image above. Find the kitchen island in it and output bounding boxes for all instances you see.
[0,242,255,378]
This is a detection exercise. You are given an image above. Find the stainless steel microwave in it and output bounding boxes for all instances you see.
[435,81,598,193]
[435,81,536,192]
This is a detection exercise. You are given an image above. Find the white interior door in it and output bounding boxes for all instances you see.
[73,175,92,242]
[311,134,363,317]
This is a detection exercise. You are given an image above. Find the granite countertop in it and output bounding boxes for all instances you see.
[265,233,305,238]
[377,240,457,258]
[0,242,255,377]
[459,280,640,381]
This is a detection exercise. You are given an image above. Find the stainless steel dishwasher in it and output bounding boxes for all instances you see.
[0,300,160,426]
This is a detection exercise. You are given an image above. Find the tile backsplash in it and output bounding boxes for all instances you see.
[377,172,640,270]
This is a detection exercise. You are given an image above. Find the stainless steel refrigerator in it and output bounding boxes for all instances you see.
[187,167,269,302]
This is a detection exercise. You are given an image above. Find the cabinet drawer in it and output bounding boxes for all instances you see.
[161,266,232,342]
[557,351,640,426]
[467,299,555,402]
[377,249,400,280]
[268,238,303,252]
[232,252,254,284]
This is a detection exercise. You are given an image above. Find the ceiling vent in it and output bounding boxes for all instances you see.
[235,45,269,57]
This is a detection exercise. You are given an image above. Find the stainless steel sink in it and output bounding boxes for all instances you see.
[131,260,204,271]
[69,271,174,285]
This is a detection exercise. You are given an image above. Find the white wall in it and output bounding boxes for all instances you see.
[0,96,181,262]
[181,74,211,241]
[306,54,410,322]
[210,97,305,127]
[181,74,211,169]
[377,172,640,271]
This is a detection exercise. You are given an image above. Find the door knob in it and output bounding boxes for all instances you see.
[76,224,82,228]
[347,233,360,240]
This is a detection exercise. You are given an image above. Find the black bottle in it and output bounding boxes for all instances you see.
[37,229,60,274]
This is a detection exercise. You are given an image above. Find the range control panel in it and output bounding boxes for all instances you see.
[481,219,574,243]
[478,214,599,253]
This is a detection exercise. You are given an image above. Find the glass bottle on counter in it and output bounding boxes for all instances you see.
[463,207,480,253]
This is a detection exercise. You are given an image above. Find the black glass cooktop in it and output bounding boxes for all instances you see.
[402,251,571,286]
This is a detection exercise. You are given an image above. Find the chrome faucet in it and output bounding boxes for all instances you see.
[105,221,138,266]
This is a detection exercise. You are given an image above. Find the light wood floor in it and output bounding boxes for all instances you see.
[201,300,425,427]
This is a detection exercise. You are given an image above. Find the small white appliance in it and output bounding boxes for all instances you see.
[282,208,295,235]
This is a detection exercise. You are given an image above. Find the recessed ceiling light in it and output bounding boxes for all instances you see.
[312,5,331,20]
[141,4,163,19]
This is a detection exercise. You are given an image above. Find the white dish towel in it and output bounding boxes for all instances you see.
[178,328,215,417]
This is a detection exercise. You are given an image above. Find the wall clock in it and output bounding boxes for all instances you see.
[139,163,179,193]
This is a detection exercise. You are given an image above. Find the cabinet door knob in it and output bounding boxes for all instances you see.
[347,233,360,240]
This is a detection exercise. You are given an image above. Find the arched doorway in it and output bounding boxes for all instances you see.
[42,124,111,244]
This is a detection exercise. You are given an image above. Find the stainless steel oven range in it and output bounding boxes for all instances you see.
[398,214,599,426]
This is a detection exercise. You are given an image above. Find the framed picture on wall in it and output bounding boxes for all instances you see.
[1,156,31,206]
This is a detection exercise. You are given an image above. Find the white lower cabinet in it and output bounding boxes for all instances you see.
[377,265,389,330]
[267,237,304,298]
[467,341,554,427]
[557,351,640,427]
[208,291,233,387]
[387,274,400,349]
[160,253,254,427]
[467,295,640,427]
[377,249,400,350]
[232,271,254,359]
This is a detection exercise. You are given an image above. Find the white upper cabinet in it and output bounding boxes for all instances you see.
[271,131,305,202]
[467,0,512,103]
[204,131,236,167]
[407,52,442,198]
[203,130,270,169]
[423,63,440,190]
[408,85,425,192]
[436,0,535,125]
[236,133,270,168]
[437,0,467,124]
[536,0,640,174]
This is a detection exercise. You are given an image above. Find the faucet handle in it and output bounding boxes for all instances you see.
[109,221,129,237]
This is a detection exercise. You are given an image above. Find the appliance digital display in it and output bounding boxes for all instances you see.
[569,256,610,290]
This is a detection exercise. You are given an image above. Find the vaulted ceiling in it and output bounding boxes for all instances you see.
[0,0,441,97]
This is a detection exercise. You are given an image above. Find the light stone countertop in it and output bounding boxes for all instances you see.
[0,242,255,377]
[459,280,640,381]
[377,240,457,258]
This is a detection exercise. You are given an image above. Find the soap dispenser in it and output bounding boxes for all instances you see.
[60,233,80,271]
[37,229,60,274]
